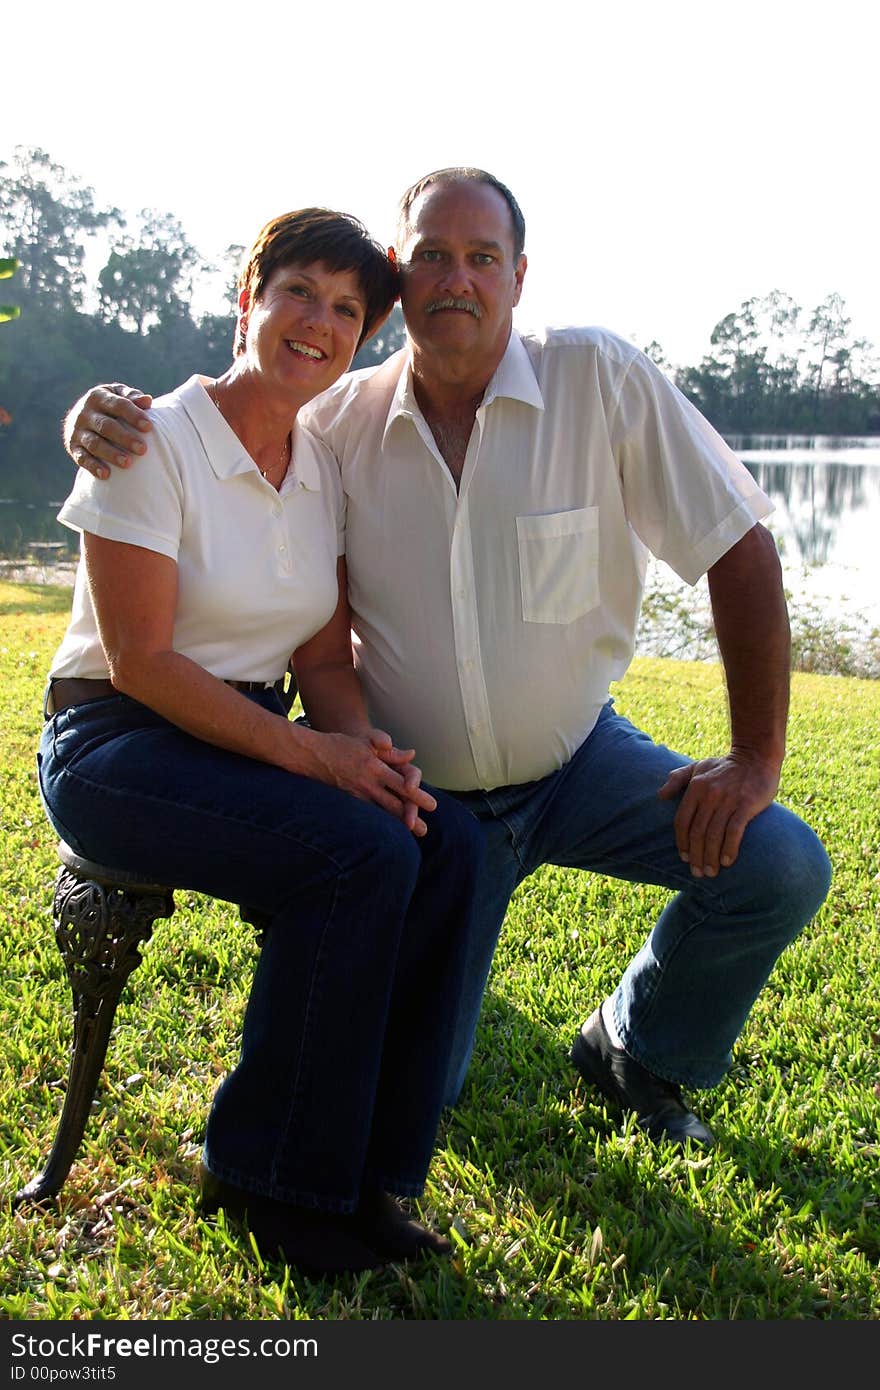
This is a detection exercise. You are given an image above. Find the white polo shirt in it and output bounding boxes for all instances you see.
[302,327,773,792]
[50,375,344,681]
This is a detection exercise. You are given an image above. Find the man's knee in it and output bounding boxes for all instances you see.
[783,817,832,926]
[739,803,832,931]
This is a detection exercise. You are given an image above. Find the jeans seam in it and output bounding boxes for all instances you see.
[201,1151,358,1213]
[618,853,731,911]
[610,860,730,1087]
[479,794,529,877]
[616,901,714,1073]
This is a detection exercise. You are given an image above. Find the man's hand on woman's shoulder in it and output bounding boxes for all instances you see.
[63,382,154,478]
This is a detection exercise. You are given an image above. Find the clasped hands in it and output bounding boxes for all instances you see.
[314,728,436,837]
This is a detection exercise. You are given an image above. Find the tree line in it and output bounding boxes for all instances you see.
[1,147,878,504]
[649,290,880,437]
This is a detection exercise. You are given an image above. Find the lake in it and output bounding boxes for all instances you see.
[2,435,879,628]
[730,435,879,623]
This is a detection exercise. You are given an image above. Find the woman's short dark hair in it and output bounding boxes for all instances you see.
[236,208,398,354]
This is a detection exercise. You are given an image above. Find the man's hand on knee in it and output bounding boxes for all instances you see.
[63,383,153,479]
[658,752,780,877]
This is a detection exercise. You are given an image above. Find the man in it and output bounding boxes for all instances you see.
[64,168,831,1148]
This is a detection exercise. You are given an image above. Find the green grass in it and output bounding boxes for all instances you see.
[1,580,878,1320]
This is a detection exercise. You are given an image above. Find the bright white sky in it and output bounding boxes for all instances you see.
[3,0,878,368]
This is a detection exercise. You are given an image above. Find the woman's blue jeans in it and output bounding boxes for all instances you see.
[445,700,832,1104]
[37,690,484,1211]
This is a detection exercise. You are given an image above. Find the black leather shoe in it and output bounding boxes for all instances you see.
[571,1008,716,1148]
[198,1163,385,1275]
[352,1189,452,1260]
[199,1163,249,1217]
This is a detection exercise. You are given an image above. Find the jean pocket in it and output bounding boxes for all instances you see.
[50,694,127,761]
[516,506,599,624]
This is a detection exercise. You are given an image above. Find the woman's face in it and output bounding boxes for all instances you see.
[240,260,367,401]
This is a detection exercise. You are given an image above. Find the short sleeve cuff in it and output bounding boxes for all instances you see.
[676,495,775,586]
[58,502,180,562]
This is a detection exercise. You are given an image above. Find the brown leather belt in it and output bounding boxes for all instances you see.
[44,676,285,718]
[44,677,116,717]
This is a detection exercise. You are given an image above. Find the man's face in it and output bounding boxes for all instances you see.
[396,180,526,370]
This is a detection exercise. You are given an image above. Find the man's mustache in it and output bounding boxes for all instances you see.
[425,297,482,320]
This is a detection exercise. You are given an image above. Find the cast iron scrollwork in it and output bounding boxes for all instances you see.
[13,863,175,1207]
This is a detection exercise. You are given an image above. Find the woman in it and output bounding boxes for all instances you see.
[37,209,483,1275]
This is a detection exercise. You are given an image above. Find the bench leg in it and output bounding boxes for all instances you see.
[13,867,174,1207]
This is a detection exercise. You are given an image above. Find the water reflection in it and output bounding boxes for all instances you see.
[728,437,880,618]
[2,436,879,617]
[0,500,79,560]
[727,434,877,455]
[742,461,871,568]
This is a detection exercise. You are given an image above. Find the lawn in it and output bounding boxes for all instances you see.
[1,580,878,1320]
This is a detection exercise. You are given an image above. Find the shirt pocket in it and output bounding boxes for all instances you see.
[516,506,599,624]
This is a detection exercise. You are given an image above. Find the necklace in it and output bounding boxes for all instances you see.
[207,379,290,481]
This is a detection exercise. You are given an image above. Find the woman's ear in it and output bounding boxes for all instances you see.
[235,288,250,353]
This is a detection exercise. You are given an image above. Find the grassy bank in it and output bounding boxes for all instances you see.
[1,581,878,1320]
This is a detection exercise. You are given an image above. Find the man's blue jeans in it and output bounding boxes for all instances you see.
[445,700,831,1105]
[37,690,483,1211]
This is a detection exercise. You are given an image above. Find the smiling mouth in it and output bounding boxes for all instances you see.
[425,298,482,320]
[287,340,327,360]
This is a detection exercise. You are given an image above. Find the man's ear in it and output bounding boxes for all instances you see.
[513,253,527,307]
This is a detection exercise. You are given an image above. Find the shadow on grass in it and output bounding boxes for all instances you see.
[6,979,875,1317]
[433,992,878,1317]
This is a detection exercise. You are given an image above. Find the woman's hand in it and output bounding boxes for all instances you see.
[307,728,436,836]
[369,728,433,834]
[83,537,433,840]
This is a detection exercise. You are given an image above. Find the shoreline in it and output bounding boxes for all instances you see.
[0,559,77,587]
[1,557,876,680]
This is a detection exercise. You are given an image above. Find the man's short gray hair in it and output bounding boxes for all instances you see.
[396,168,526,260]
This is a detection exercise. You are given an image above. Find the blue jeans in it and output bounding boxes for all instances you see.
[37,690,484,1211]
[445,700,831,1104]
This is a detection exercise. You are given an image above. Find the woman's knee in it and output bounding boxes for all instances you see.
[420,791,485,876]
[357,813,423,888]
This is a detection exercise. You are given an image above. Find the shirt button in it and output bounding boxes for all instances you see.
[279,544,287,554]
[272,503,282,517]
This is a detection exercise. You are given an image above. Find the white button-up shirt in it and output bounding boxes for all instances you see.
[51,376,344,682]
[312,327,774,791]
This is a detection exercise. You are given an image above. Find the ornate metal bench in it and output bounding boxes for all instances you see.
[14,845,177,1207]
[14,671,297,1208]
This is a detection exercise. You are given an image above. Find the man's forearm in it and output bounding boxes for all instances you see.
[292,660,376,737]
[707,523,790,772]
